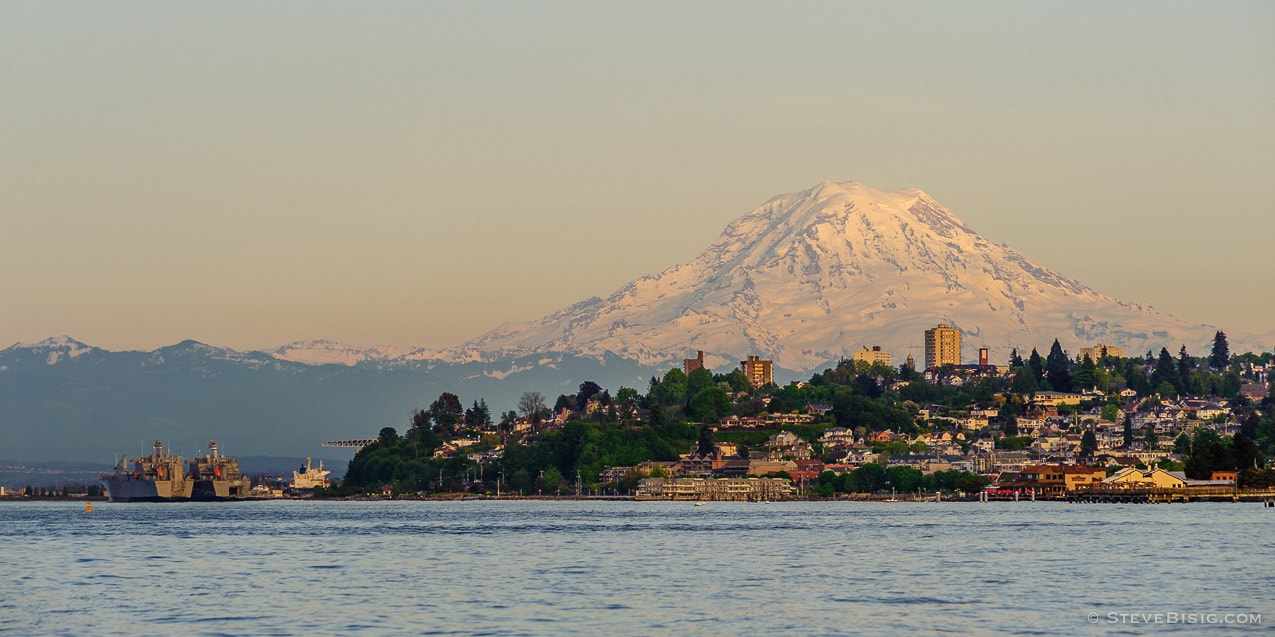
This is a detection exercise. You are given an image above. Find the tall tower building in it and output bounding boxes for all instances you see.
[924,324,961,370]
[740,355,773,387]
[683,350,705,375]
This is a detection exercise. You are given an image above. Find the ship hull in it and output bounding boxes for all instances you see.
[190,479,253,501]
[102,477,184,503]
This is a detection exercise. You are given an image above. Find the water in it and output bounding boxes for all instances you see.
[1,500,1269,635]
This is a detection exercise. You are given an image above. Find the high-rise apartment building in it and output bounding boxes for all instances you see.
[853,346,892,366]
[1078,344,1124,362]
[924,324,961,370]
[740,355,774,387]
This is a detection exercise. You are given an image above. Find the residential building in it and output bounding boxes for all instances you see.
[1240,384,1268,401]
[854,345,892,366]
[740,355,774,387]
[1079,344,1125,362]
[924,324,961,370]
[1030,391,1084,407]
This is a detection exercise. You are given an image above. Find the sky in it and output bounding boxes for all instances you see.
[3,2,1272,353]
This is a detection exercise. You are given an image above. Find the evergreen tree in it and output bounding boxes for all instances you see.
[1045,340,1072,393]
[1122,415,1134,448]
[1000,403,1019,436]
[1028,348,1044,386]
[1151,348,1180,395]
[696,424,715,456]
[1009,348,1024,368]
[1011,369,1038,394]
[1080,430,1097,457]
[1209,331,1229,370]
[1177,346,1193,393]
[1173,432,1191,455]
[1073,354,1098,392]
[464,399,492,429]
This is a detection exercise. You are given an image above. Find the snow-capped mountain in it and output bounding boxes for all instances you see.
[2,336,100,366]
[269,339,444,367]
[460,180,1229,371]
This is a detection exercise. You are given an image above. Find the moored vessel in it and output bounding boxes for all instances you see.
[286,457,331,495]
[101,440,252,502]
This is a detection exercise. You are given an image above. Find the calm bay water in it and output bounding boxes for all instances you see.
[1,500,1269,635]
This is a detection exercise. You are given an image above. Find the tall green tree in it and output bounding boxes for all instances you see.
[464,399,491,429]
[1009,348,1024,368]
[1080,430,1097,457]
[1151,348,1180,395]
[429,392,464,433]
[378,427,399,446]
[1177,346,1194,393]
[1011,369,1038,394]
[1045,339,1072,392]
[1028,348,1045,386]
[1073,354,1098,392]
[654,368,689,407]
[686,367,715,405]
[614,387,640,420]
[1122,415,1135,448]
[576,381,603,411]
[1209,331,1229,370]
[1173,432,1191,455]
[689,387,731,423]
[696,424,715,456]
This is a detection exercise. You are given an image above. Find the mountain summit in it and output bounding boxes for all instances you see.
[461,180,1218,371]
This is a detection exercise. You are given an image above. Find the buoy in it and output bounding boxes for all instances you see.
[84,502,94,513]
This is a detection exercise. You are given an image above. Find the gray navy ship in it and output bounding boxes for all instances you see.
[101,440,253,502]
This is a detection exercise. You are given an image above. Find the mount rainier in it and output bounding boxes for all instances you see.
[456,180,1231,371]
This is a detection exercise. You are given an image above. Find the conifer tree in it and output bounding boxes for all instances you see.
[1028,348,1044,385]
[1045,339,1072,393]
[1080,430,1097,457]
[1209,331,1229,370]
[1177,345,1193,393]
[1151,348,1179,395]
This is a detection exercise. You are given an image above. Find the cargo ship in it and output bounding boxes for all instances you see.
[101,440,253,502]
[285,457,331,496]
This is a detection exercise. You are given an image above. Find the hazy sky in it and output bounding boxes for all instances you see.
[3,2,1272,352]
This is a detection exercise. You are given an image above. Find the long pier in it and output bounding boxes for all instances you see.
[1066,487,1275,504]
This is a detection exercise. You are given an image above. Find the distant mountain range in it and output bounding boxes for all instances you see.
[3,181,1267,464]
[0,336,657,464]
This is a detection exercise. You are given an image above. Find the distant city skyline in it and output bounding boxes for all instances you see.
[3,3,1272,352]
